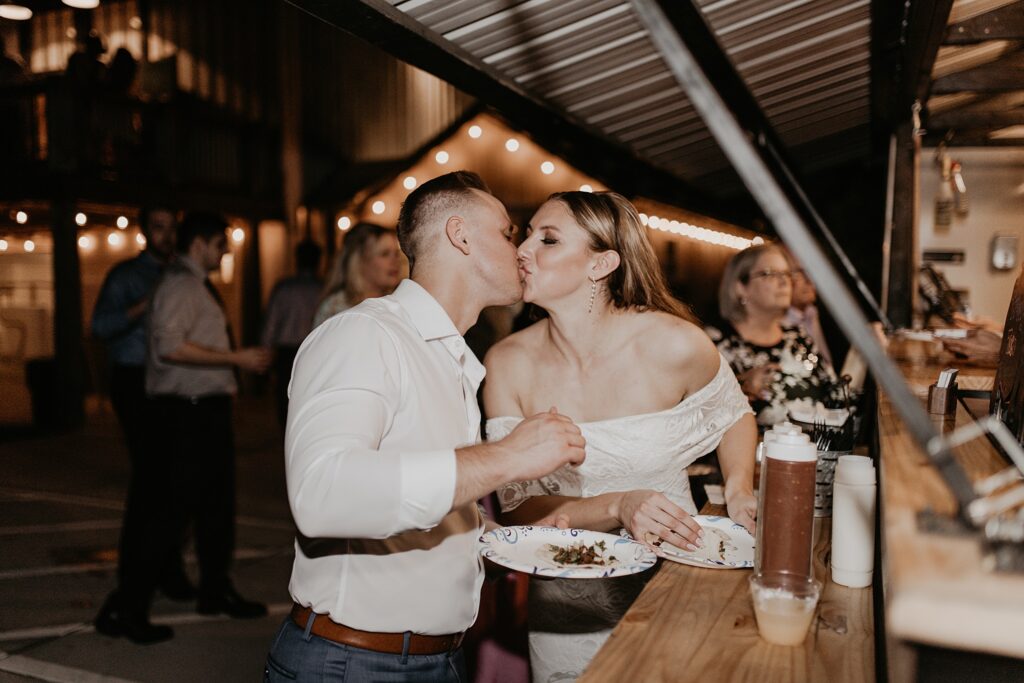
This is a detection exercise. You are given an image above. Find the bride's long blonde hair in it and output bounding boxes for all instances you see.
[549,191,696,322]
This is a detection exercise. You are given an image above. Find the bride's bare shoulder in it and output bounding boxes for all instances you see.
[484,319,548,369]
[636,311,720,373]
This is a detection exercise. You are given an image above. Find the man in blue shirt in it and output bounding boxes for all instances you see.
[92,207,185,644]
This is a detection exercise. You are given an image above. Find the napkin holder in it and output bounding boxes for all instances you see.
[927,382,958,416]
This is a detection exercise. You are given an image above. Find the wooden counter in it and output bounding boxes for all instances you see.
[578,505,873,683]
[878,338,1024,677]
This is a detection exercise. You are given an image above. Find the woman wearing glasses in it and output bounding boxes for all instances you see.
[716,244,842,427]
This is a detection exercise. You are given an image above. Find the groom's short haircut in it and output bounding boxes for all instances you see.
[397,170,491,271]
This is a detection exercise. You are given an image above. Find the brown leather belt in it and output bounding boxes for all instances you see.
[290,604,464,655]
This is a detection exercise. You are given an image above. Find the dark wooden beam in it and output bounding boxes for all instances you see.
[886,121,919,328]
[933,56,1024,93]
[870,0,909,130]
[923,130,1024,145]
[928,108,1024,128]
[282,0,753,225]
[945,1,1024,44]
[902,0,958,110]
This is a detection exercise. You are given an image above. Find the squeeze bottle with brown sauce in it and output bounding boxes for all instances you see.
[755,426,817,576]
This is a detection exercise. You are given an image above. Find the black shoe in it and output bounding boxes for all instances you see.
[197,586,267,619]
[94,595,173,644]
[159,573,197,601]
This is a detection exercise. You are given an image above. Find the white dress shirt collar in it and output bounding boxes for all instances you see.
[392,279,485,387]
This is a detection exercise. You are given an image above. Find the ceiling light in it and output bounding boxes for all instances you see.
[75,212,87,226]
[579,184,593,192]
[0,4,33,20]
[435,150,449,164]
[15,211,27,224]
[107,231,124,247]
[62,0,101,9]
[468,125,482,139]
[23,239,35,252]
[135,233,146,246]
[78,234,94,250]
[337,216,351,231]
[116,216,128,229]
[505,138,520,152]
[540,161,555,175]
[0,239,8,252]
[371,201,386,215]
[403,176,417,190]
[231,227,245,244]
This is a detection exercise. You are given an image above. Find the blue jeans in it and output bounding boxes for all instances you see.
[264,617,467,682]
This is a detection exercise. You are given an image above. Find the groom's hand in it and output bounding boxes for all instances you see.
[497,407,585,481]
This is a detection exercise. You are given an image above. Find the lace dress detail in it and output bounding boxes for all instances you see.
[486,354,752,683]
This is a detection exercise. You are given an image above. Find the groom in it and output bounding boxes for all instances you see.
[266,171,587,682]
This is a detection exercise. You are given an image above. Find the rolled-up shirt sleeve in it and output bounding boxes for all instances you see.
[150,277,197,359]
[285,313,456,540]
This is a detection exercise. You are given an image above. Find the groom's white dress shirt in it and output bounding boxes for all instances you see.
[285,279,485,635]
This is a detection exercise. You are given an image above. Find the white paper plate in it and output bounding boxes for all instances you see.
[479,526,657,579]
[622,515,754,569]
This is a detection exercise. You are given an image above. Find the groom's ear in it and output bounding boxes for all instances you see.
[445,216,471,256]
[591,250,621,281]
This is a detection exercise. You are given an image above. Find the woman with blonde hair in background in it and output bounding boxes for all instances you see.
[715,244,842,427]
[314,222,403,327]
[483,191,757,682]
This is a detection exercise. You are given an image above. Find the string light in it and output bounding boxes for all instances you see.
[642,214,754,251]
[23,240,35,253]
[0,4,32,20]
[337,216,351,231]
[540,161,555,175]
[752,236,765,245]
[403,176,417,190]
[78,234,95,250]
[468,125,482,139]
[107,231,125,248]
[435,150,449,164]
[580,184,593,192]
[135,233,146,247]
[230,228,245,244]
[0,239,8,252]
[505,138,520,152]
[61,0,100,9]
[15,211,27,224]
[371,201,386,215]
[116,216,129,229]
[75,212,87,226]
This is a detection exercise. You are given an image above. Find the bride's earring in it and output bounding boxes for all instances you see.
[587,278,597,314]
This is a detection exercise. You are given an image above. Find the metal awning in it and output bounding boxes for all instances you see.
[379,0,872,196]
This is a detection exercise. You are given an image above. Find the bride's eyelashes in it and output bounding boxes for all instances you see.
[541,236,558,245]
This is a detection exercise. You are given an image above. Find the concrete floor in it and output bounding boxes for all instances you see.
[0,394,297,682]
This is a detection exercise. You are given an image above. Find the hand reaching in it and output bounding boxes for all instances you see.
[726,490,757,536]
[498,407,586,482]
[615,489,703,552]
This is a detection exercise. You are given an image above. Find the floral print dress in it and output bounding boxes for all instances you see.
[716,324,843,427]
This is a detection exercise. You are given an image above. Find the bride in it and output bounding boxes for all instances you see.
[483,191,757,682]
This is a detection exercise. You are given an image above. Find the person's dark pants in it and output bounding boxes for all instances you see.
[153,394,236,596]
[273,346,299,430]
[108,365,186,613]
[265,618,467,682]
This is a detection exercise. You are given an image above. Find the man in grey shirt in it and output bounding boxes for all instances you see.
[146,211,271,640]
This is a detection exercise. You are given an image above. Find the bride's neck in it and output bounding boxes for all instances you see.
[545,301,621,366]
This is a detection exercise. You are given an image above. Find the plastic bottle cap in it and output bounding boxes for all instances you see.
[835,455,875,485]
[764,431,816,462]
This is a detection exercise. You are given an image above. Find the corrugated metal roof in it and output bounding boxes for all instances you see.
[386,0,873,194]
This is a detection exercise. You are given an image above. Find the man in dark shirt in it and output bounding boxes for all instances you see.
[93,207,190,644]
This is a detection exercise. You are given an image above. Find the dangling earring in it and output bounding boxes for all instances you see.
[587,278,597,314]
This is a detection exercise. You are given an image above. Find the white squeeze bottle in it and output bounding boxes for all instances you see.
[830,455,877,588]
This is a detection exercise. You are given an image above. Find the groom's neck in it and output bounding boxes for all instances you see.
[412,271,481,336]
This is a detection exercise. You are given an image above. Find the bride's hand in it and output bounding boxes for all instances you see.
[726,489,757,536]
[614,490,703,552]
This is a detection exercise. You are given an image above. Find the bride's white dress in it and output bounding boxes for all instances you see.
[486,354,752,683]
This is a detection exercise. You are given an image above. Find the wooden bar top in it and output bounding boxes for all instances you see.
[578,505,873,683]
[879,337,1024,662]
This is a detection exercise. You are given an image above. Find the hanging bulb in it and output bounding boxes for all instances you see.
[951,161,969,216]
